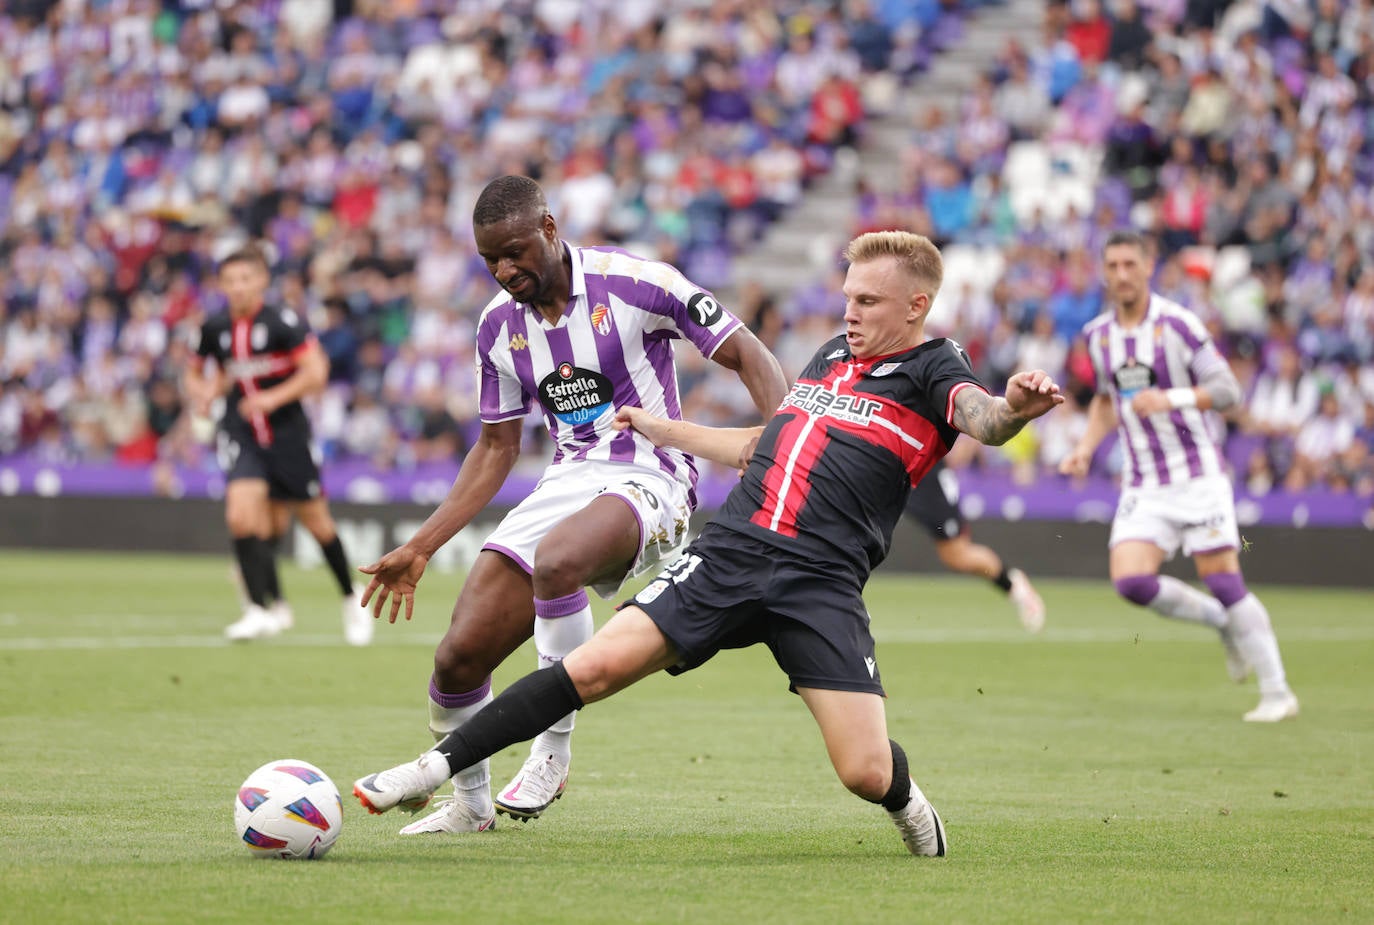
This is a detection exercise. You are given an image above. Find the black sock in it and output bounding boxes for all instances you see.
[436,663,585,774]
[232,536,274,608]
[867,739,913,812]
[992,565,1013,594]
[263,535,283,603]
[318,534,353,596]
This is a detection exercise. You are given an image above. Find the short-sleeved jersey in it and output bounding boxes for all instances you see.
[1082,293,1227,488]
[474,242,743,500]
[195,304,315,447]
[713,335,986,582]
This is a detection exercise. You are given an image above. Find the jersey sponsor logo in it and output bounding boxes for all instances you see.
[537,363,614,425]
[686,292,723,328]
[590,304,613,336]
[509,334,528,351]
[783,381,884,426]
[1113,357,1157,398]
[224,355,295,380]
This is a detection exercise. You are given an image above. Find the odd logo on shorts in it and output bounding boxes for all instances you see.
[1113,358,1157,398]
[538,363,614,426]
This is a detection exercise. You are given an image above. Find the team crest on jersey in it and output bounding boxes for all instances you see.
[871,362,900,377]
[509,334,528,351]
[538,364,614,425]
[251,324,268,350]
[1113,357,1157,398]
[590,304,613,336]
[219,331,232,352]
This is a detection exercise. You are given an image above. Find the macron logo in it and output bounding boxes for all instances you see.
[826,349,847,360]
[865,657,876,678]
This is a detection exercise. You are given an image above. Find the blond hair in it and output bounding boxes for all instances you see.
[842,231,943,299]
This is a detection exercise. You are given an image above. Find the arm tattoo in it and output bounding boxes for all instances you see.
[952,388,1028,446]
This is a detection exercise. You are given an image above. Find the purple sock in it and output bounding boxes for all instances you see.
[1113,574,1161,606]
[429,674,492,709]
[534,588,590,619]
[1203,572,1248,608]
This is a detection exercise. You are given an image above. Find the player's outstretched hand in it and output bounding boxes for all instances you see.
[1004,370,1065,421]
[358,546,430,624]
[613,406,669,445]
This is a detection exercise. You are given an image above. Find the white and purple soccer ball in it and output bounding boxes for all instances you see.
[234,759,343,859]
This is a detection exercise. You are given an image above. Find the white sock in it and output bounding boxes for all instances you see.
[531,602,593,765]
[428,686,493,810]
[1151,576,1227,628]
[1227,594,1291,696]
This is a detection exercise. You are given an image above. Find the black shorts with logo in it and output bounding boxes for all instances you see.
[905,463,964,540]
[625,524,883,695]
[217,424,323,501]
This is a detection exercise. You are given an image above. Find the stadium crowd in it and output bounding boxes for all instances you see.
[0,0,1371,503]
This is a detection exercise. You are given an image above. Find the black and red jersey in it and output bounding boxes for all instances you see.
[713,334,986,582]
[195,304,315,447]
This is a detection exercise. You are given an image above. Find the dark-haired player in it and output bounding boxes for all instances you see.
[356,176,787,835]
[1060,231,1297,722]
[184,244,373,646]
[354,230,1064,857]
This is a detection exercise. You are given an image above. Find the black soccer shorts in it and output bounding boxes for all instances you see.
[905,465,964,541]
[625,525,884,696]
[218,425,323,501]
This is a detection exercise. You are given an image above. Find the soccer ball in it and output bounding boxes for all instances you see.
[234,759,343,859]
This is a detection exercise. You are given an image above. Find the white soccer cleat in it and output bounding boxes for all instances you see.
[353,751,450,815]
[494,753,569,820]
[224,605,283,642]
[1008,568,1046,633]
[1243,691,1299,723]
[342,589,374,646]
[269,600,295,632]
[888,779,947,857]
[398,797,497,835]
[1217,623,1250,683]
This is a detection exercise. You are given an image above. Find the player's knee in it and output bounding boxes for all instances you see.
[563,647,615,701]
[835,754,889,802]
[432,643,494,693]
[530,546,588,597]
[1113,574,1161,606]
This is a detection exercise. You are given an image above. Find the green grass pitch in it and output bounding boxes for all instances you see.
[1,549,1370,924]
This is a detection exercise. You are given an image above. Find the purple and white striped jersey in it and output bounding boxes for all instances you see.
[475,242,743,498]
[1083,293,1229,489]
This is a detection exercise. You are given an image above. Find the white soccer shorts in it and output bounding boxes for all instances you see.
[482,460,694,599]
[1108,474,1241,559]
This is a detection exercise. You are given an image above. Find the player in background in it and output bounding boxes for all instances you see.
[353,230,1064,857]
[1058,231,1297,722]
[357,176,787,835]
[905,459,1045,631]
[183,243,373,646]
